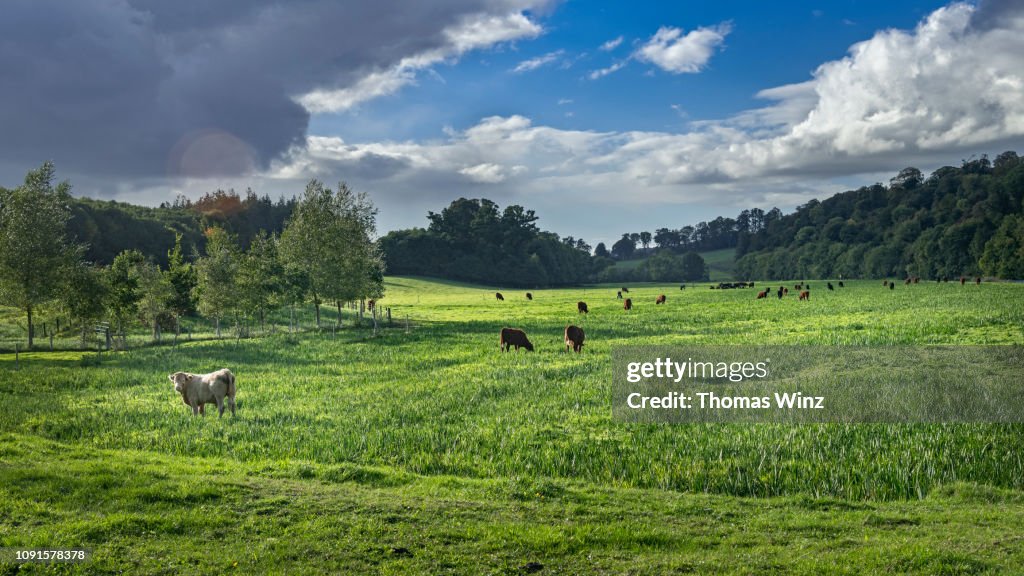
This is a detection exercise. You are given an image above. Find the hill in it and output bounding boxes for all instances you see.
[734,153,1024,280]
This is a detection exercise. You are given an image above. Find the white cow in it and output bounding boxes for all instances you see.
[168,368,237,417]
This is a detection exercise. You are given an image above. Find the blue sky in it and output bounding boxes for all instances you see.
[3,0,1023,247]
[310,0,949,140]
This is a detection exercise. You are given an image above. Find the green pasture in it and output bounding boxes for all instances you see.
[2,277,1023,574]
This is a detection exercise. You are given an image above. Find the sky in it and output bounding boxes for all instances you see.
[2,0,1023,247]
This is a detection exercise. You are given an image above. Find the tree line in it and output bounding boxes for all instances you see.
[734,152,1024,280]
[379,198,604,287]
[0,163,382,349]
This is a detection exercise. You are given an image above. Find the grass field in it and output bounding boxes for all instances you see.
[2,277,1024,574]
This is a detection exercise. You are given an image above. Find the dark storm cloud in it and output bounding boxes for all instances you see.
[0,0,541,179]
[969,0,1024,30]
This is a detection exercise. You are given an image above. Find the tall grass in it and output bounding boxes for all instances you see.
[2,278,1022,500]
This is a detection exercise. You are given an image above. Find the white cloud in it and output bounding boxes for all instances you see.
[459,162,527,183]
[599,36,623,51]
[512,50,564,73]
[297,12,543,113]
[634,22,732,74]
[279,2,1024,200]
[111,2,1024,245]
[588,61,625,80]
[557,98,573,105]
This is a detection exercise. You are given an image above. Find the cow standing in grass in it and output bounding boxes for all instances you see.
[500,328,534,352]
[564,325,585,353]
[799,291,810,301]
[169,369,237,417]
[656,294,666,305]
[525,293,533,300]
[624,298,633,310]
[577,301,589,314]
[495,292,504,301]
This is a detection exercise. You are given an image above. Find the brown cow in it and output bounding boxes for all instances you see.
[756,290,767,299]
[621,287,630,293]
[624,298,633,310]
[367,299,376,311]
[577,301,589,314]
[564,325,585,353]
[495,292,504,301]
[960,276,966,285]
[976,277,982,285]
[655,294,666,305]
[799,291,810,301]
[499,328,534,352]
[525,292,533,300]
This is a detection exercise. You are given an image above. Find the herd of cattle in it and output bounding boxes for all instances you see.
[172,276,991,415]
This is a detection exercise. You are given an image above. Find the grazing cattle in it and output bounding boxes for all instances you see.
[169,369,236,417]
[756,290,767,299]
[621,287,630,293]
[976,277,982,285]
[905,278,912,285]
[617,291,623,299]
[827,282,834,291]
[794,284,803,291]
[525,292,533,300]
[624,298,633,310]
[564,325,585,353]
[889,282,895,290]
[913,277,920,284]
[799,291,810,301]
[783,288,789,295]
[577,301,589,314]
[679,284,686,290]
[960,276,966,285]
[838,281,845,288]
[495,292,504,301]
[499,328,534,352]
[882,280,889,287]
[656,294,666,305]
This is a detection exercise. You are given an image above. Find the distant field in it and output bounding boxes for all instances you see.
[604,248,736,281]
[2,277,1023,573]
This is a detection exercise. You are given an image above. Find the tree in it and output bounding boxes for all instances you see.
[237,231,285,332]
[639,231,652,250]
[194,227,239,337]
[594,242,609,258]
[680,252,709,281]
[105,249,145,348]
[611,234,636,259]
[280,180,383,328]
[0,162,82,348]
[980,215,1024,279]
[60,262,107,347]
[165,233,197,335]
[137,261,174,341]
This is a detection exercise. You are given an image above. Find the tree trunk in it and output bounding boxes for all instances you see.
[26,305,33,349]
[315,301,321,328]
[337,301,343,327]
[215,317,221,338]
